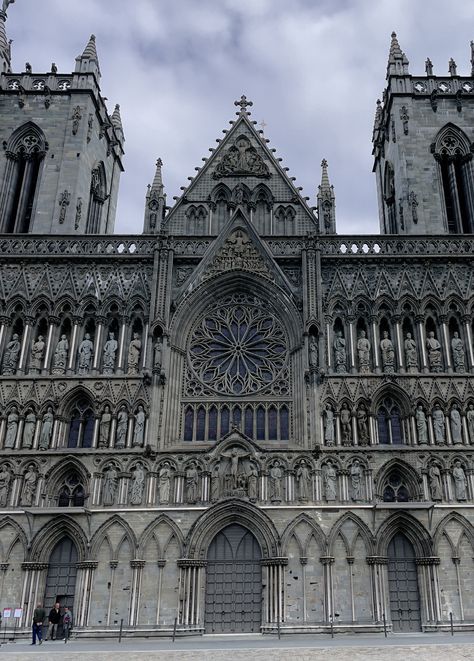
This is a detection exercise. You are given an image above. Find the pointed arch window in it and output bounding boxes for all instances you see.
[377,396,404,445]
[1,123,47,233]
[67,398,95,448]
[57,471,86,507]
[434,125,474,233]
[382,470,410,502]
[383,162,396,233]
[85,163,107,233]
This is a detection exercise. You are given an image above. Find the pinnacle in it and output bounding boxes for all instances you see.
[388,31,404,61]
[81,34,98,61]
[320,159,331,192]
[111,103,123,131]
[151,158,164,191]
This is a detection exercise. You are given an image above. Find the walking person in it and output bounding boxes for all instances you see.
[31,603,46,645]
[62,606,72,643]
[46,602,61,640]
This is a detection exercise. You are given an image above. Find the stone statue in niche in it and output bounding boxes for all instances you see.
[4,407,19,448]
[214,135,270,178]
[115,406,128,448]
[450,405,462,444]
[22,464,38,506]
[467,403,474,444]
[340,404,352,445]
[296,460,310,500]
[211,464,220,502]
[103,331,117,375]
[333,331,346,373]
[185,463,199,503]
[39,406,54,450]
[78,333,94,375]
[453,461,467,501]
[132,405,145,447]
[380,331,395,373]
[129,462,145,505]
[22,410,36,449]
[415,404,428,444]
[158,462,172,503]
[324,405,335,446]
[103,465,118,506]
[2,333,21,374]
[428,463,443,501]
[269,461,283,502]
[426,331,442,372]
[324,461,337,501]
[52,334,69,374]
[357,330,371,373]
[0,464,11,506]
[356,405,369,445]
[350,459,362,501]
[247,463,258,502]
[153,338,163,370]
[451,332,465,372]
[30,335,45,372]
[98,405,112,448]
[127,332,142,375]
[221,447,250,492]
[432,404,445,444]
[309,340,318,368]
[404,332,418,373]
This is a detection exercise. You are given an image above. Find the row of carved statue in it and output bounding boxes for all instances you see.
[323,402,474,446]
[0,404,146,450]
[327,327,468,373]
[0,454,470,508]
[1,329,163,376]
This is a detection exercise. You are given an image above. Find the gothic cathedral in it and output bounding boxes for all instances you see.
[0,6,473,636]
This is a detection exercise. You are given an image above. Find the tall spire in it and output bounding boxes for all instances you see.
[387,31,409,77]
[317,159,336,234]
[75,34,101,79]
[110,103,124,143]
[144,158,166,234]
[0,0,14,73]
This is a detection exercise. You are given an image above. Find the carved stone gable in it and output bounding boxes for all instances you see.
[205,229,274,281]
[213,134,270,178]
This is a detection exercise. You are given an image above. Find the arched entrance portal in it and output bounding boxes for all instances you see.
[44,536,78,613]
[387,533,421,632]
[205,523,262,633]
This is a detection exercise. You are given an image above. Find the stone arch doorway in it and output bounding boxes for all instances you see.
[205,523,262,633]
[44,536,78,613]
[387,533,421,632]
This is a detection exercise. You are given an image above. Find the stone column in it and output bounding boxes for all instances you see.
[67,316,82,373]
[91,472,103,506]
[20,562,49,627]
[370,316,381,373]
[92,316,106,372]
[325,316,333,371]
[129,559,146,625]
[0,563,9,611]
[43,315,59,372]
[393,315,403,372]
[17,315,34,374]
[320,556,335,623]
[174,471,185,504]
[116,316,129,374]
[106,561,118,626]
[76,561,98,627]
[367,556,388,624]
[262,557,288,627]
[440,315,452,372]
[416,315,428,372]
[0,315,10,361]
[416,557,441,624]
[347,317,356,373]
[177,559,207,628]
[155,559,166,625]
[462,315,474,372]
[364,467,373,500]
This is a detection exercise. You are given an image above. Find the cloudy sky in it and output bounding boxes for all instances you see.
[7,0,474,235]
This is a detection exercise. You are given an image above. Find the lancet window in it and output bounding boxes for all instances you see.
[85,162,107,233]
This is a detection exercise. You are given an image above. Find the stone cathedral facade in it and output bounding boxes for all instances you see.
[0,7,473,635]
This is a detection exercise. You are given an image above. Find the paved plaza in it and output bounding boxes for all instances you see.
[1,633,474,660]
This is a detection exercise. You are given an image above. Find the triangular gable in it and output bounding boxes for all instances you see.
[174,207,295,299]
[164,110,317,233]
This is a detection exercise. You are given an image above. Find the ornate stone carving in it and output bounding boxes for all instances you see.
[451,332,465,372]
[269,461,283,502]
[2,334,20,375]
[52,334,69,375]
[428,463,442,501]
[129,462,145,505]
[132,406,145,447]
[75,197,82,230]
[127,332,141,375]
[206,230,274,281]
[356,405,369,445]
[399,105,409,134]
[98,406,112,448]
[450,405,462,444]
[415,405,428,444]
[30,335,45,372]
[333,331,346,373]
[22,410,36,448]
[158,462,172,503]
[39,406,54,450]
[426,331,442,372]
[4,407,18,448]
[432,404,445,444]
[58,189,70,224]
[115,406,128,448]
[452,461,467,501]
[22,464,38,506]
[103,332,117,375]
[467,403,474,444]
[309,340,318,368]
[214,135,270,178]
[324,405,335,446]
[72,105,82,135]
[153,338,162,370]
[357,330,370,373]
[103,465,118,506]
[0,464,11,506]
[380,331,395,373]
[221,447,251,493]
[340,404,352,446]
[404,332,418,373]
[78,333,94,375]
[350,459,362,501]
[295,460,310,501]
[185,462,199,503]
[324,461,337,501]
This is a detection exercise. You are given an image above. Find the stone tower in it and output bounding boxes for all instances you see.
[0,19,124,234]
[373,32,474,235]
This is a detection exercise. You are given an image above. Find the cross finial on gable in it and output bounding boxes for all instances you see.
[234,94,253,115]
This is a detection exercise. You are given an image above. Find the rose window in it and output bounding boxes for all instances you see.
[189,296,287,395]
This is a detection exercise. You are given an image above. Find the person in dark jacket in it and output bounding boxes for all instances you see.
[46,602,61,640]
[31,603,45,645]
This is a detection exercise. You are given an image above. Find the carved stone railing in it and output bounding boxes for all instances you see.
[317,235,474,257]
[0,236,156,257]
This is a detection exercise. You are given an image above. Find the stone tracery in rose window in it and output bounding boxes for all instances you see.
[188,293,288,396]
